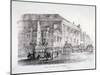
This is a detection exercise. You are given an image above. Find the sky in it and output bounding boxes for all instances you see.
[12,1,95,45]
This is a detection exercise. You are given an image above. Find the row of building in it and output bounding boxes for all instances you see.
[18,14,93,57]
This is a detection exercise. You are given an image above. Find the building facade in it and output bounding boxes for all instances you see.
[18,14,91,57]
[80,32,93,48]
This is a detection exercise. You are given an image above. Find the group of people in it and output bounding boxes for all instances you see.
[27,39,52,60]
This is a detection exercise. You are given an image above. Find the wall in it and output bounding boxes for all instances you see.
[62,19,81,46]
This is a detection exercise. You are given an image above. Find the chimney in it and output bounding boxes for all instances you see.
[77,24,80,28]
[73,21,75,24]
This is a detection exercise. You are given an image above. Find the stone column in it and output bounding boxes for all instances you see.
[36,20,41,47]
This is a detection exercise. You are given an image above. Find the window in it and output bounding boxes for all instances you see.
[59,37,62,42]
[54,24,58,29]
[56,36,62,42]
[57,36,59,42]
[77,40,79,44]
[74,38,75,43]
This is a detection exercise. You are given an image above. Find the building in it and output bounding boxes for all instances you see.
[80,32,93,48]
[18,14,83,57]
